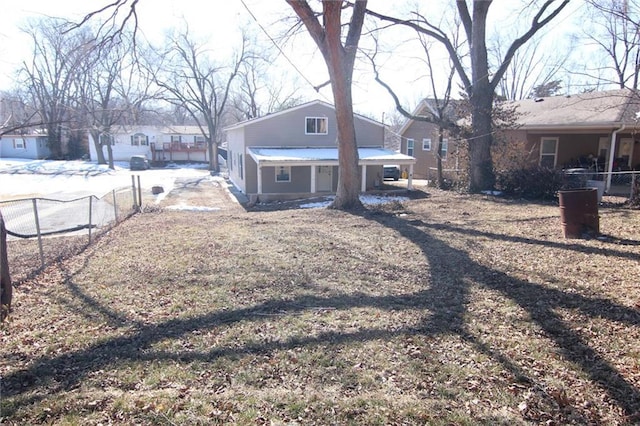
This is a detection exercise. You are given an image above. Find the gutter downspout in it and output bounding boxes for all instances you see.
[606,124,626,193]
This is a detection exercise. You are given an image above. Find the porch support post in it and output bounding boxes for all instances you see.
[311,164,317,193]
[607,125,625,192]
[361,164,367,192]
[408,164,414,190]
[257,163,263,195]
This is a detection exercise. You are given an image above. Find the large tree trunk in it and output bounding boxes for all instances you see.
[0,211,12,322]
[436,128,445,188]
[207,138,219,173]
[287,0,366,211]
[468,88,495,191]
[107,143,115,170]
[467,1,495,192]
[90,130,107,164]
[327,44,361,210]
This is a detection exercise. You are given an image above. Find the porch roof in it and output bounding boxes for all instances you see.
[247,147,416,166]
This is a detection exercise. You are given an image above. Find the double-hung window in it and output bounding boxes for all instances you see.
[539,137,558,168]
[306,117,328,135]
[422,138,431,151]
[13,139,26,149]
[441,139,448,159]
[275,166,291,182]
[407,139,414,156]
[131,133,148,146]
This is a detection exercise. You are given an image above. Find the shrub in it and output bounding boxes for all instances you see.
[496,166,564,200]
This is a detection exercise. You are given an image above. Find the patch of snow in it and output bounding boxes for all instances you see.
[299,194,409,209]
[165,203,220,212]
[0,158,212,200]
[481,190,503,196]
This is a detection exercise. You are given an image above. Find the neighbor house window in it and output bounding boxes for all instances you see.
[407,139,414,156]
[306,117,328,135]
[422,138,431,151]
[194,135,205,143]
[238,153,243,179]
[275,166,291,182]
[171,135,182,143]
[13,139,26,149]
[99,134,115,146]
[131,133,148,146]
[440,139,448,160]
[539,137,558,167]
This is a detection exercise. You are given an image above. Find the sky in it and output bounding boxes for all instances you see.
[0,1,583,122]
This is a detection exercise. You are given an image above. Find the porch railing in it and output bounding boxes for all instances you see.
[564,169,638,197]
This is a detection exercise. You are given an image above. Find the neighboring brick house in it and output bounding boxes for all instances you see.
[397,99,462,180]
[505,88,640,192]
[401,89,640,192]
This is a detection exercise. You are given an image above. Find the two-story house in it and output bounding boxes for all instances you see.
[224,100,416,202]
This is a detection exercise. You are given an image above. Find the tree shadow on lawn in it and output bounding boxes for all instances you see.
[3,209,640,420]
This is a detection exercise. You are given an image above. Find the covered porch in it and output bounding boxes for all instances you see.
[247,147,416,200]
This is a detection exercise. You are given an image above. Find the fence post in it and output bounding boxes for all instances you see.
[0,210,11,321]
[32,199,44,268]
[137,175,142,209]
[88,196,93,244]
[112,189,119,223]
[131,175,138,209]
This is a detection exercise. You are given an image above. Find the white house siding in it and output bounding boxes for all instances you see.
[0,136,50,159]
[226,127,247,194]
[88,126,207,163]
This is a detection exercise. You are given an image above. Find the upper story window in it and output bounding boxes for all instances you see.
[131,133,148,146]
[407,139,414,156]
[422,138,431,151]
[306,117,328,135]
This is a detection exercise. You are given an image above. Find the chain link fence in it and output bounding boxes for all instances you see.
[0,184,139,284]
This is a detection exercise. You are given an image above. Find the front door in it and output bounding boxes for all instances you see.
[317,166,332,192]
[618,138,634,167]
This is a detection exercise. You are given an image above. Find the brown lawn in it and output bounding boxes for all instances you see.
[1,189,639,425]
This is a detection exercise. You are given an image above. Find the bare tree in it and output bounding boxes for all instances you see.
[367,0,571,192]
[77,30,156,167]
[492,32,571,100]
[582,0,640,89]
[149,28,248,172]
[20,19,89,159]
[367,14,463,189]
[287,0,368,210]
[231,46,304,121]
[0,90,41,136]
